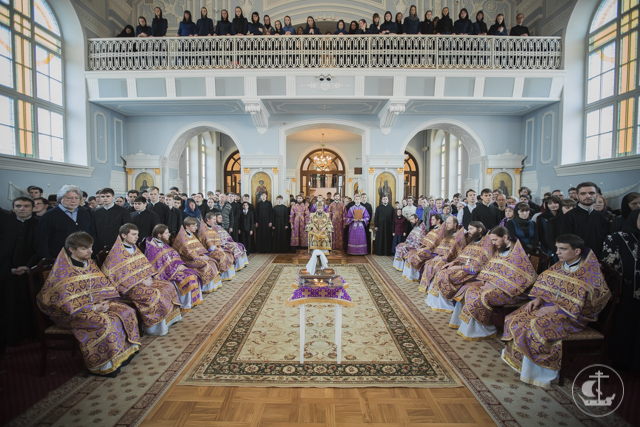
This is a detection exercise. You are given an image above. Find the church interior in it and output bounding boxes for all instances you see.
[1,0,639,426]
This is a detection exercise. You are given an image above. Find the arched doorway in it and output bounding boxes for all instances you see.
[300,148,345,197]
[224,151,241,194]
[404,151,419,198]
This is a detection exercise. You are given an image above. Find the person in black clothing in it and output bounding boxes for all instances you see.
[255,193,274,253]
[92,188,131,251]
[436,7,453,34]
[0,207,18,354]
[231,193,242,242]
[232,6,248,35]
[510,13,529,36]
[488,14,508,36]
[148,186,170,225]
[473,10,488,35]
[537,195,561,253]
[166,195,183,235]
[6,197,40,347]
[36,185,95,260]
[506,203,539,249]
[216,9,234,35]
[238,202,255,254]
[374,195,394,256]
[361,193,374,254]
[136,16,151,37]
[125,190,138,212]
[152,6,168,37]
[395,12,404,34]
[420,11,434,34]
[560,182,609,258]
[518,186,540,213]
[471,188,500,229]
[129,196,160,244]
[197,7,214,36]
[272,196,290,253]
[303,15,320,34]
[453,8,473,34]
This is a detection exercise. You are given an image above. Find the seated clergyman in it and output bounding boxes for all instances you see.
[173,217,222,292]
[215,212,249,271]
[456,226,536,341]
[37,232,140,377]
[197,212,236,280]
[402,214,445,281]
[418,215,466,293]
[502,234,610,387]
[306,202,334,253]
[393,214,426,272]
[102,223,182,336]
[145,224,203,313]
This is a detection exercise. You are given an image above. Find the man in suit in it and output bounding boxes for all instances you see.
[148,186,170,224]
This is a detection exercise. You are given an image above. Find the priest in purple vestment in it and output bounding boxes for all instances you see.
[346,194,370,255]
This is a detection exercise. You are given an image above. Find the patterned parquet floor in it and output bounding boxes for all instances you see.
[141,254,495,427]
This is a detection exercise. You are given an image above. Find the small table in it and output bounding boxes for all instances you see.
[286,276,353,364]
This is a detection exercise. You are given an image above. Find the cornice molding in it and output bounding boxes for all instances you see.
[0,155,94,177]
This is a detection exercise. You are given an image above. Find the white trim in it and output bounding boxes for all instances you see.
[399,118,487,158]
[93,111,108,164]
[0,155,94,177]
[554,154,640,176]
[114,118,124,167]
[540,111,555,165]
[524,117,534,167]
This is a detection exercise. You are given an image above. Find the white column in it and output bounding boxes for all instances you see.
[206,131,218,192]
[188,136,199,194]
[448,135,458,197]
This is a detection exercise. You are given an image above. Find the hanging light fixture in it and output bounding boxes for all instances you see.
[313,133,333,171]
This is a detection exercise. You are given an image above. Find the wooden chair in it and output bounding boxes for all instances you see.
[27,258,79,376]
[137,239,147,254]
[95,245,111,269]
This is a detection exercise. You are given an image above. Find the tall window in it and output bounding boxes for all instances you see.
[0,0,64,161]
[587,0,640,160]
[224,151,241,194]
[403,152,419,199]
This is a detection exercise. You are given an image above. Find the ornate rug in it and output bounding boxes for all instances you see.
[181,264,462,388]
[367,255,632,427]
[8,255,275,427]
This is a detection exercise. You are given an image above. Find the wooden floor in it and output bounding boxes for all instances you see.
[141,253,496,427]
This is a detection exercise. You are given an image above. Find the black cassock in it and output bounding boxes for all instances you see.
[239,210,255,254]
[374,203,394,256]
[272,204,290,253]
[363,202,373,254]
[255,200,274,252]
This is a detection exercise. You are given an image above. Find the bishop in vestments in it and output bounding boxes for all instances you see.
[306,202,333,253]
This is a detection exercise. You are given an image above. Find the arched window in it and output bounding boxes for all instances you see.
[586,0,640,160]
[224,151,241,194]
[0,0,64,161]
[404,152,419,199]
[299,149,345,196]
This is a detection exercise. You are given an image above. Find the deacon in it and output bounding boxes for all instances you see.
[37,232,141,377]
[426,221,491,314]
[197,212,236,279]
[456,226,536,341]
[290,194,309,249]
[328,193,345,251]
[418,216,466,293]
[402,214,445,281]
[102,224,182,336]
[345,194,370,255]
[255,192,274,253]
[374,195,395,256]
[393,214,426,272]
[214,212,249,270]
[502,234,610,387]
[173,217,223,291]
[145,224,203,312]
[272,196,290,253]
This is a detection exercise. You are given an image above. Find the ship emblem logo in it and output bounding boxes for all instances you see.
[572,364,624,417]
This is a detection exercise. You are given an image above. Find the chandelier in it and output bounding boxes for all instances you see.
[313,133,333,171]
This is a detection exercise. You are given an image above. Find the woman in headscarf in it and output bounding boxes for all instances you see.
[420,10,434,34]
[335,20,347,34]
[601,208,640,371]
[232,6,248,36]
[196,7,214,36]
[182,198,202,225]
[489,13,508,35]
[473,10,488,35]
[404,5,420,34]
[395,12,404,34]
[274,20,283,35]
[215,9,234,35]
[369,13,381,34]
[263,15,274,35]
[506,202,538,249]
[617,192,640,230]
[499,205,515,227]
[435,7,453,34]
[151,6,167,37]
[283,16,294,35]
[177,10,197,36]
[380,11,397,34]
[348,20,358,34]
[303,16,320,34]
[453,8,473,35]
[248,12,264,35]
[116,25,135,68]
[136,17,151,37]
[117,25,135,37]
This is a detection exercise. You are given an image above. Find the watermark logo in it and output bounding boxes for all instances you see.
[572,364,624,417]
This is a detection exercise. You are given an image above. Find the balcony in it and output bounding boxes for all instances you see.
[88,35,562,71]
[86,35,565,134]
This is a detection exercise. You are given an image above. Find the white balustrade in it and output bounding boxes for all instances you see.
[88,35,562,71]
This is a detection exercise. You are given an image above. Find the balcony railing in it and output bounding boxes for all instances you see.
[88,35,562,71]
